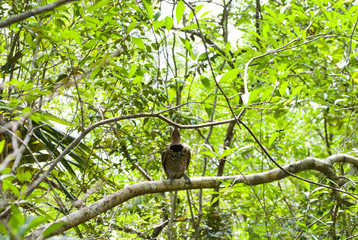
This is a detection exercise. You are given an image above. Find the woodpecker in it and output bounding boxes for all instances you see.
[161,127,191,182]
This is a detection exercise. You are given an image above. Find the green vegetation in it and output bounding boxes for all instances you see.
[0,0,357,239]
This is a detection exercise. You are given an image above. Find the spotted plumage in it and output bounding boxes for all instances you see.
[162,127,191,182]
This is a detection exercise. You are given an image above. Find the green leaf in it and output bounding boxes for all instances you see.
[0,140,5,154]
[62,30,80,45]
[188,4,204,21]
[0,222,6,234]
[128,64,137,78]
[132,37,145,49]
[83,39,97,50]
[165,16,173,31]
[265,7,277,19]
[133,75,143,84]
[220,148,236,158]
[295,221,308,231]
[201,151,217,158]
[87,0,109,12]
[179,37,194,58]
[291,85,304,97]
[154,12,161,20]
[7,181,19,197]
[197,53,208,61]
[260,86,273,101]
[90,67,101,79]
[225,42,231,55]
[262,24,270,40]
[200,76,210,89]
[42,113,72,126]
[248,230,262,240]
[181,24,197,30]
[127,20,137,33]
[9,205,25,230]
[317,39,329,55]
[204,104,212,118]
[143,0,153,19]
[25,33,36,49]
[268,132,279,147]
[279,81,289,96]
[24,82,33,90]
[211,195,221,205]
[17,216,37,237]
[83,16,101,25]
[55,177,75,200]
[201,144,218,158]
[42,222,67,238]
[220,69,241,83]
[332,48,344,62]
[176,0,185,25]
[153,20,164,31]
[27,216,47,235]
[267,68,277,84]
[0,168,11,174]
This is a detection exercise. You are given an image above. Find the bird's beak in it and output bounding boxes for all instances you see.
[172,127,180,137]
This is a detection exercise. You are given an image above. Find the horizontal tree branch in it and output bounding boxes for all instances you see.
[26,154,358,239]
[0,0,74,28]
[25,112,239,197]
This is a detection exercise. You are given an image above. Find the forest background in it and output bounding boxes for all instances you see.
[0,0,358,239]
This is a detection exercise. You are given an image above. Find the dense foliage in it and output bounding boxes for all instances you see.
[0,0,357,239]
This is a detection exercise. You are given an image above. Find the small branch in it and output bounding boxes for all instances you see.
[0,0,75,28]
[346,15,358,67]
[26,154,358,239]
[119,140,152,181]
[243,32,344,94]
[255,0,262,46]
[113,225,149,239]
[243,37,301,93]
[324,114,332,156]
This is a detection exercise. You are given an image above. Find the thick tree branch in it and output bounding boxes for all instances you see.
[0,0,75,28]
[26,154,358,239]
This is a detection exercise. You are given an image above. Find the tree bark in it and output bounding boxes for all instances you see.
[26,154,358,239]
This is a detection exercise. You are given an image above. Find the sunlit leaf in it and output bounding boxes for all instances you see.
[9,205,25,230]
[268,132,279,147]
[132,37,144,49]
[127,20,137,33]
[165,16,173,31]
[176,0,185,25]
[181,24,197,30]
[42,222,67,238]
[219,69,241,83]
[128,64,137,78]
[200,76,210,89]
[87,0,109,12]
[153,20,164,31]
[0,140,5,154]
[143,0,153,19]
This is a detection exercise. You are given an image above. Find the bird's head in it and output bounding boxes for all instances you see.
[171,127,181,144]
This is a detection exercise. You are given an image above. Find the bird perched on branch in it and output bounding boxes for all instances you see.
[162,127,191,182]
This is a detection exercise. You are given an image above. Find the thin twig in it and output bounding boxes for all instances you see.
[0,0,75,28]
